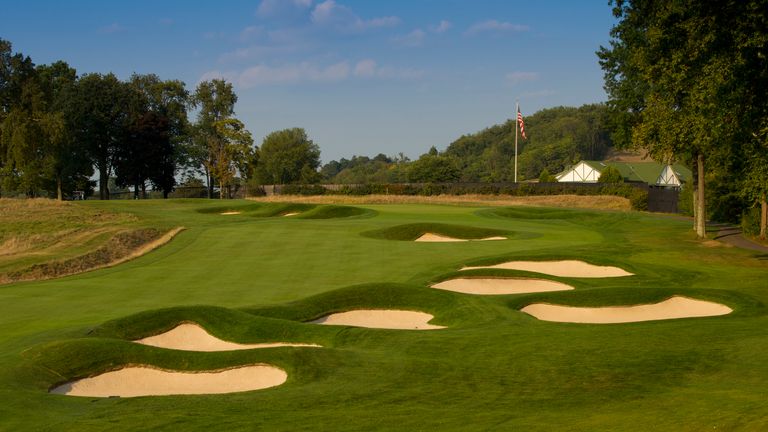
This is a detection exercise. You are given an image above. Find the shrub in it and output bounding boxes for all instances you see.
[741,206,761,236]
[598,166,624,183]
[539,169,557,183]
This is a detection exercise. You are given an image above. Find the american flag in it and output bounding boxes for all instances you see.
[517,108,527,140]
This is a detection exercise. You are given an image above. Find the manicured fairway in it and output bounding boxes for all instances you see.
[1,199,767,431]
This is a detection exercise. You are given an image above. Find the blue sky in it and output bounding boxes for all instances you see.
[2,0,617,163]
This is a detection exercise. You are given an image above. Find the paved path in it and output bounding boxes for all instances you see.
[710,223,768,253]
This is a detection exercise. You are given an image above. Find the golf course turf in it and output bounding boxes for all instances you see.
[1,198,767,430]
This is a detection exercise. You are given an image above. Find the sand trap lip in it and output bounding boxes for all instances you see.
[282,212,300,217]
[431,277,574,295]
[50,364,287,397]
[521,296,732,324]
[462,260,632,278]
[135,323,321,351]
[415,233,506,242]
[310,310,445,330]
[220,211,241,215]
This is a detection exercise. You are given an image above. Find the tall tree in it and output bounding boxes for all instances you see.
[37,61,91,200]
[208,118,254,198]
[191,79,237,198]
[0,39,37,196]
[114,74,189,198]
[255,128,320,184]
[70,73,129,200]
[597,1,766,238]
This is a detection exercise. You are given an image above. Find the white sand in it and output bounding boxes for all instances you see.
[521,296,732,324]
[462,260,633,278]
[432,278,574,295]
[135,323,320,351]
[415,233,506,242]
[50,365,287,397]
[282,212,300,217]
[310,310,445,330]
[220,211,241,215]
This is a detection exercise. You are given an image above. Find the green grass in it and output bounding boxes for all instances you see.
[362,222,512,240]
[1,199,767,431]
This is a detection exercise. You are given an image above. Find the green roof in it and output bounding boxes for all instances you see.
[581,161,692,185]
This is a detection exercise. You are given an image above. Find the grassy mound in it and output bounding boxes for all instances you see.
[92,305,333,344]
[197,202,372,219]
[505,286,763,317]
[361,223,512,241]
[296,204,375,219]
[244,283,466,324]
[0,198,172,284]
[1,228,169,284]
[479,206,587,220]
[195,203,266,214]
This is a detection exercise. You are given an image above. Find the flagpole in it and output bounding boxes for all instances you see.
[514,100,519,183]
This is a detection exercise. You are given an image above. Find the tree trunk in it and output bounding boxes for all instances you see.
[99,165,109,200]
[57,176,63,201]
[696,153,706,239]
[692,189,698,231]
[141,182,147,199]
[760,194,767,240]
[206,170,213,199]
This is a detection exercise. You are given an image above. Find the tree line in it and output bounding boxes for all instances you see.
[0,38,321,200]
[320,104,613,185]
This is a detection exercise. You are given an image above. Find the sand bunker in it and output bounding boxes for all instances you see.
[282,212,300,217]
[521,296,732,324]
[311,310,445,330]
[50,365,286,397]
[220,211,241,215]
[432,278,574,295]
[135,323,320,351]
[415,233,506,242]
[462,260,632,278]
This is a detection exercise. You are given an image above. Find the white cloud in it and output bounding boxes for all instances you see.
[202,59,424,88]
[465,20,529,35]
[239,26,264,42]
[353,59,377,77]
[98,23,126,34]
[431,20,452,33]
[353,59,425,79]
[393,29,425,47]
[506,71,539,85]
[257,0,313,18]
[238,61,351,87]
[311,0,400,32]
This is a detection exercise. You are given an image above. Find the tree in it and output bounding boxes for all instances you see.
[191,79,237,198]
[114,74,189,199]
[255,128,320,184]
[743,122,768,239]
[70,73,129,200]
[37,61,91,200]
[408,153,460,183]
[208,118,254,198]
[598,0,767,238]
[538,169,556,183]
